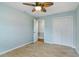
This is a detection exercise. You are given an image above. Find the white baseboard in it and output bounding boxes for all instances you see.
[44,40,75,48]
[75,48,79,55]
[53,42,75,48]
[0,41,33,55]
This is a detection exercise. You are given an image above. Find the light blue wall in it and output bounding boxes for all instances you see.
[0,3,34,52]
[39,11,76,47]
[76,5,79,54]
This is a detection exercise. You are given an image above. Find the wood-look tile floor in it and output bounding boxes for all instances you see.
[0,41,79,57]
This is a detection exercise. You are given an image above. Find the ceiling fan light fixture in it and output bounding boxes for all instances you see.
[35,6,41,11]
[23,2,54,13]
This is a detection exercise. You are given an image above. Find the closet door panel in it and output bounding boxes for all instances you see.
[53,16,73,47]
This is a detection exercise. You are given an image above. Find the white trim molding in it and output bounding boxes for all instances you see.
[44,40,75,48]
[75,48,79,55]
[0,41,33,55]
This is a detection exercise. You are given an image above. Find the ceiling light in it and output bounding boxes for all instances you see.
[35,6,41,11]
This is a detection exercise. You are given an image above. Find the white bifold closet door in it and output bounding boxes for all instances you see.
[53,16,73,47]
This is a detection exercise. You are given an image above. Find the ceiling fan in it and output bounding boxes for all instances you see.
[22,2,54,13]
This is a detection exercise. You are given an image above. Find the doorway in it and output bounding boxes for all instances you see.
[33,19,44,43]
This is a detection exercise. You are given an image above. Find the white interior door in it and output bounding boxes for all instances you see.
[53,16,73,47]
[33,19,38,42]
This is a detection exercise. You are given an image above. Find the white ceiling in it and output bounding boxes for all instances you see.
[4,2,79,17]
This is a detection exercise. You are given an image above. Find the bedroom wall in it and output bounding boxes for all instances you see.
[0,3,34,53]
[76,5,79,54]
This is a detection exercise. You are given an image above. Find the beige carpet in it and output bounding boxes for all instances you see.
[0,41,79,57]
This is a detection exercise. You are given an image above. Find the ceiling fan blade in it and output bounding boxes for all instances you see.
[35,2,42,6]
[42,2,54,7]
[23,3,35,6]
